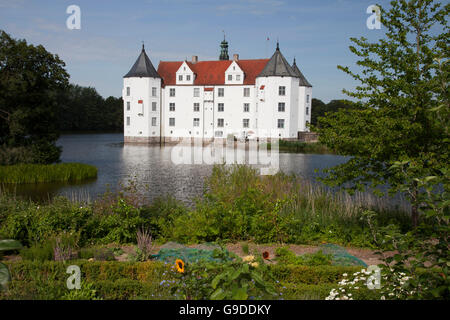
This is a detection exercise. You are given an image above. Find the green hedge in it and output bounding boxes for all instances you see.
[0,260,364,300]
[0,163,97,183]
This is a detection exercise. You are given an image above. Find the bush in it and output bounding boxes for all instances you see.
[275,247,332,266]
[79,247,115,261]
[20,243,54,262]
[1,260,367,300]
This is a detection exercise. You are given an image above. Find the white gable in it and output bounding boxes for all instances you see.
[225,61,244,85]
[176,61,194,85]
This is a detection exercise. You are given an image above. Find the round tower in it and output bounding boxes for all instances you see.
[123,44,162,144]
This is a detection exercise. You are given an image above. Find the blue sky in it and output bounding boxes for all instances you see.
[0,0,391,102]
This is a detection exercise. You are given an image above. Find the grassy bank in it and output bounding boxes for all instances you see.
[267,140,333,154]
[0,165,410,248]
[0,163,97,183]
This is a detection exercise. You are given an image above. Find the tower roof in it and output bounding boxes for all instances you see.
[292,58,312,87]
[257,42,298,78]
[124,44,160,78]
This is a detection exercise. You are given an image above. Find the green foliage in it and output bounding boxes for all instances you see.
[266,140,332,154]
[275,247,332,266]
[362,171,449,299]
[0,30,69,164]
[79,247,116,261]
[20,242,54,262]
[316,0,449,226]
[58,84,123,133]
[166,165,410,246]
[311,98,356,127]
[1,259,368,300]
[0,240,23,252]
[0,194,150,247]
[170,248,277,300]
[61,281,102,300]
[0,163,97,183]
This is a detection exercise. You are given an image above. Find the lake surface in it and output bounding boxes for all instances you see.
[5,133,379,206]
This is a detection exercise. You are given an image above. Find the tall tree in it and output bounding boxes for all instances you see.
[317,0,449,226]
[0,30,69,164]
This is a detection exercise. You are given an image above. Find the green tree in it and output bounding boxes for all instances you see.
[58,84,123,132]
[311,98,356,127]
[317,0,449,226]
[0,30,69,164]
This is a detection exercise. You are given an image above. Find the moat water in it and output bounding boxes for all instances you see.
[2,133,407,209]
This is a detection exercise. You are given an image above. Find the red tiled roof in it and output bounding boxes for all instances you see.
[157,59,269,87]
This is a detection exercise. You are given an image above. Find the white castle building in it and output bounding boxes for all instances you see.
[122,39,312,144]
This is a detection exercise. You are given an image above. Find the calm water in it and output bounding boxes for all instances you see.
[6,133,351,203]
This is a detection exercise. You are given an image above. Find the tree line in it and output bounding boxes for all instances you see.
[58,84,123,133]
[0,30,123,165]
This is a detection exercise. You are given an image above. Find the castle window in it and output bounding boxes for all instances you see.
[193,88,200,97]
[126,87,130,96]
[152,102,157,112]
[193,103,200,112]
[218,88,224,97]
[243,103,250,112]
[169,103,175,111]
[277,119,285,128]
[170,88,175,97]
[126,117,130,126]
[169,118,175,126]
[218,103,224,112]
[179,75,183,81]
[278,102,285,112]
[279,86,286,96]
[187,75,191,81]
[228,75,232,81]
[243,88,250,97]
[306,107,309,115]
[152,117,157,126]
[193,118,200,127]
[243,119,249,128]
[307,95,310,103]
[152,87,157,97]
[127,101,130,111]
[217,118,224,127]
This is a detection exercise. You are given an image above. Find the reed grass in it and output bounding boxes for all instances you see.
[0,163,97,184]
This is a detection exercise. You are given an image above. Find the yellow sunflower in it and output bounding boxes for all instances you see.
[175,259,185,273]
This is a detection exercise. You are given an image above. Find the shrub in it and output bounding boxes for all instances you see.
[79,247,115,261]
[20,242,54,262]
[275,247,332,266]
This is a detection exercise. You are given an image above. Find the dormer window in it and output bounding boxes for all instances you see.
[228,75,232,81]
[179,75,183,81]
[236,75,241,81]
[187,75,191,81]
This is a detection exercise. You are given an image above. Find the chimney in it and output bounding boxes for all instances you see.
[233,54,239,61]
[192,55,198,64]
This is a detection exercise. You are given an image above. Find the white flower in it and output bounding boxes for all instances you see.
[343,273,348,277]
